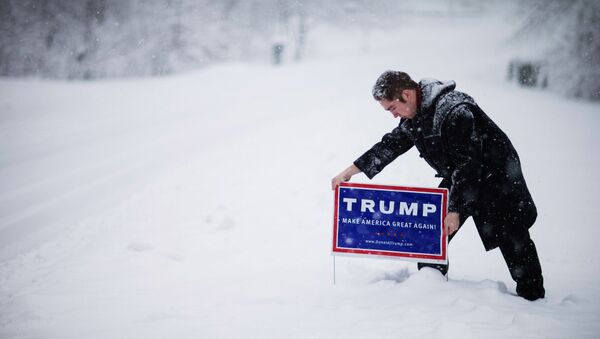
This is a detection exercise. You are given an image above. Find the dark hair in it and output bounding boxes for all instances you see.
[372,71,418,101]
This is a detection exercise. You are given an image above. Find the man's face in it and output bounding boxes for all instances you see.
[379,89,418,119]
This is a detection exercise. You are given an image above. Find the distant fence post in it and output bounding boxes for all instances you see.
[272,43,284,65]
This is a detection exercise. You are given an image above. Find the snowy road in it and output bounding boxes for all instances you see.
[1,14,600,339]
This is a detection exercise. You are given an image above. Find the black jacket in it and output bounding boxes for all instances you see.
[354,79,537,250]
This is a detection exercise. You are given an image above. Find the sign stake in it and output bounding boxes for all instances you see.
[333,255,337,285]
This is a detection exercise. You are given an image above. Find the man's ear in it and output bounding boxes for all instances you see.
[399,90,409,103]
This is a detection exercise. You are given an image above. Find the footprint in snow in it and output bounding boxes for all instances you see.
[216,217,236,231]
[127,241,155,252]
[371,267,411,284]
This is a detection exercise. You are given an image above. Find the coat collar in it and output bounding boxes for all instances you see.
[418,78,456,113]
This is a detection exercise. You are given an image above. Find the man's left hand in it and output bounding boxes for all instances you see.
[445,212,460,235]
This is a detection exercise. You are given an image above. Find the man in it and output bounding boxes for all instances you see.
[331,71,545,301]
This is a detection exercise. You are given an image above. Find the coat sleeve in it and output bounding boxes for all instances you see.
[353,123,414,179]
[443,105,483,215]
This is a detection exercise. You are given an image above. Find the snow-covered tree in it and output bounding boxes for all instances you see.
[513,0,600,100]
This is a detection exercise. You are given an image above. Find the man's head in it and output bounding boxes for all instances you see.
[372,71,419,119]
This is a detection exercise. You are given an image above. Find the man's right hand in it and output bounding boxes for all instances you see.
[331,164,362,190]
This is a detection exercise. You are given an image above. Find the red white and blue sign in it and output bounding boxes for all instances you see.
[333,182,448,264]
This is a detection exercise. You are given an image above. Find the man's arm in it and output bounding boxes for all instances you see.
[443,105,484,217]
[353,123,414,179]
[331,124,414,190]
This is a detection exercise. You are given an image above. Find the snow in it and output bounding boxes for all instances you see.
[2,12,600,339]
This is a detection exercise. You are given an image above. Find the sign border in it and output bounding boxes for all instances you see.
[332,182,448,264]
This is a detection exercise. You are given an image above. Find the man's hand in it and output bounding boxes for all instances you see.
[445,212,460,235]
[331,165,362,190]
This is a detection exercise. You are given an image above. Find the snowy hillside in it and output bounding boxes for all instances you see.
[1,12,600,339]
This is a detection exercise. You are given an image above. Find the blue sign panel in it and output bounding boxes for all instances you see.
[333,182,448,263]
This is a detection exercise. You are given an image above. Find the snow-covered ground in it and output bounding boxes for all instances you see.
[1,12,600,339]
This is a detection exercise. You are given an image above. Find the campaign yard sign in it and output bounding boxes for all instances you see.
[333,182,448,264]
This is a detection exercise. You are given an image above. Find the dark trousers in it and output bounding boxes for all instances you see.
[418,219,545,301]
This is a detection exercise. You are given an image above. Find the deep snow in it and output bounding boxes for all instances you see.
[1,13,600,339]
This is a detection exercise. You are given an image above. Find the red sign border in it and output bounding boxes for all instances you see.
[332,182,448,263]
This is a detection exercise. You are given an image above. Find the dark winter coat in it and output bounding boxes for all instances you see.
[354,79,537,250]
